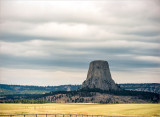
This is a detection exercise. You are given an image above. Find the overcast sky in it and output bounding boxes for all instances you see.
[0,0,160,86]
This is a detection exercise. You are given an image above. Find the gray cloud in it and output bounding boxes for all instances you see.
[0,33,64,42]
[0,0,160,85]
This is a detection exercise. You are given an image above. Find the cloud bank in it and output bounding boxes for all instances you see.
[0,0,160,86]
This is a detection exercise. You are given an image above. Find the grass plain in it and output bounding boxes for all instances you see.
[0,103,160,116]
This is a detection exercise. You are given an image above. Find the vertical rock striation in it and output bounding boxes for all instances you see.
[82,60,120,91]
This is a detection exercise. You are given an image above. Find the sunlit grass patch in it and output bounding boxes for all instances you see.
[0,103,159,116]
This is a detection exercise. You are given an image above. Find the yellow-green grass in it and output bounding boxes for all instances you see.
[0,103,160,116]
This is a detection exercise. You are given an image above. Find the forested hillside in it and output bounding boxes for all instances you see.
[36,88,160,103]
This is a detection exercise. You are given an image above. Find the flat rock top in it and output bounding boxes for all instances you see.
[90,60,109,68]
[91,60,108,63]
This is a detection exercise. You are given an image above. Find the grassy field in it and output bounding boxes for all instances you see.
[0,103,160,116]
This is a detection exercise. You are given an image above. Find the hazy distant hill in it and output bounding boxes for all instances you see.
[0,84,81,95]
[0,83,160,95]
[119,83,160,94]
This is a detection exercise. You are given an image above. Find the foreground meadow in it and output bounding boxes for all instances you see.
[0,103,160,116]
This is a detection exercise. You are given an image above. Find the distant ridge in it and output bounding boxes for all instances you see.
[0,84,81,95]
[119,83,160,94]
[0,83,160,95]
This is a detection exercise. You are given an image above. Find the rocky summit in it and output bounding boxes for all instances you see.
[82,60,120,91]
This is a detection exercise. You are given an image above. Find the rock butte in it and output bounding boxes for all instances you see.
[82,60,120,91]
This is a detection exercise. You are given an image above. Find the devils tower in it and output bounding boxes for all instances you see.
[82,60,120,91]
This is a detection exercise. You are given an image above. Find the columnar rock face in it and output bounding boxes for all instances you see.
[82,60,120,91]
